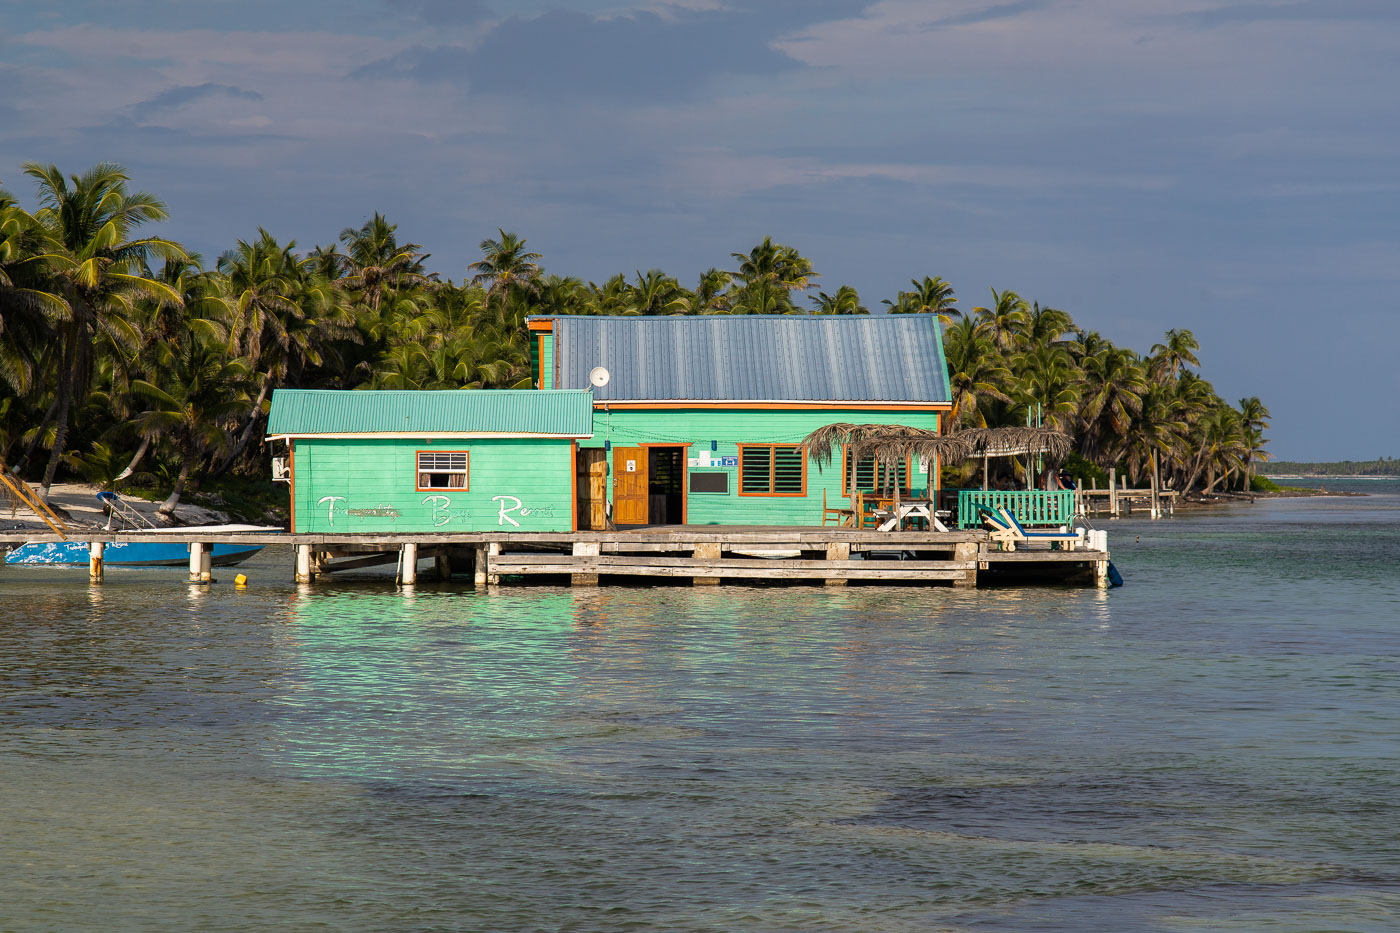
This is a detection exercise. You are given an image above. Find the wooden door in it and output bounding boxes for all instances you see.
[612,446,648,525]
[575,448,608,530]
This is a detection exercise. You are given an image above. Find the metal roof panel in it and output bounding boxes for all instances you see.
[266,389,594,437]
[549,315,951,402]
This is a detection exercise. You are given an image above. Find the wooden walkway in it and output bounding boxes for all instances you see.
[1,525,1111,588]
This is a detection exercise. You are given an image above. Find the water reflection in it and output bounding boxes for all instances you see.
[1,489,1398,930]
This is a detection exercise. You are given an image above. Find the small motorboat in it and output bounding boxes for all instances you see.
[5,530,271,567]
[4,492,277,567]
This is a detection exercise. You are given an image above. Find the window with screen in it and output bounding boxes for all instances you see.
[738,444,806,496]
[416,451,469,490]
[842,447,911,496]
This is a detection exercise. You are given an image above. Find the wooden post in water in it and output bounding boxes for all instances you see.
[295,544,313,584]
[189,542,211,584]
[88,541,104,584]
[473,545,488,588]
[487,542,501,586]
[434,550,452,581]
[824,541,849,586]
[572,540,599,586]
[953,540,978,587]
[1152,450,1163,520]
[693,542,721,586]
[399,542,418,585]
[1108,467,1118,518]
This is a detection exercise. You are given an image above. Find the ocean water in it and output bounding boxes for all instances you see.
[1,484,1397,931]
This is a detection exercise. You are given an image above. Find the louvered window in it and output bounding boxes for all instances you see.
[738,445,807,496]
[416,451,469,490]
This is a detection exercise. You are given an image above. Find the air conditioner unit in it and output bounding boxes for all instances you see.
[271,456,291,482]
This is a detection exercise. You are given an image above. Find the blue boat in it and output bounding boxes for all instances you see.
[6,532,268,567]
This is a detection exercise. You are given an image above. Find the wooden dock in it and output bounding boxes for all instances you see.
[1,526,1112,589]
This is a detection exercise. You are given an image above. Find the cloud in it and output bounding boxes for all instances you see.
[1176,0,1399,28]
[132,83,264,120]
[356,8,800,100]
[383,0,493,26]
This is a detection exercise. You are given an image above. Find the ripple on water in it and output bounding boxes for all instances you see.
[2,493,1399,931]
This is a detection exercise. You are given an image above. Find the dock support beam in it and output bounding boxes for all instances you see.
[434,550,452,581]
[399,542,418,585]
[188,542,211,584]
[473,545,487,588]
[487,542,500,585]
[953,541,979,587]
[295,544,313,584]
[824,542,849,586]
[571,541,599,586]
[692,542,721,585]
[1108,467,1118,518]
[88,541,104,584]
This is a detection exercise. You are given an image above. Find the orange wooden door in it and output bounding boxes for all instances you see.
[588,451,608,530]
[612,446,648,525]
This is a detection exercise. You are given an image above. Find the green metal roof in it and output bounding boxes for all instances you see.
[266,389,594,438]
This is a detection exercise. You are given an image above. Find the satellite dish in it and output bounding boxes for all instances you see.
[589,366,611,388]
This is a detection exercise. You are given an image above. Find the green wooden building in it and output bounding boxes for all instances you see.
[530,314,953,529]
[270,315,952,533]
[267,389,593,534]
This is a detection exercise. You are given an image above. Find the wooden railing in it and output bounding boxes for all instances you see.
[956,489,1077,528]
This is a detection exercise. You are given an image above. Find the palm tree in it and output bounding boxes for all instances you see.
[469,230,542,308]
[1076,346,1148,465]
[943,317,1012,429]
[1149,328,1201,380]
[21,162,185,496]
[809,285,868,315]
[0,193,70,400]
[338,212,433,314]
[131,337,250,516]
[1237,396,1271,488]
[972,288,1030,351]
[1013,344,1082,431]
[883,276,959,324]
[628,269,690,315]
[694,268,732,314]
[729,237,816,314]
[214,229,355,475]
[1018,302,1076,352]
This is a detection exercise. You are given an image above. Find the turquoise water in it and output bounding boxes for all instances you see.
[2,485,1397,931]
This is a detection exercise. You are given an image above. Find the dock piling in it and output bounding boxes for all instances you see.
[295,544,313,584]
[571,541,600,586]
[399,542,418,585]
[188,542,211,584]
[953,540,979,587]
[88,541,104,584]
[692,542,721,585]
[824,542,849,586]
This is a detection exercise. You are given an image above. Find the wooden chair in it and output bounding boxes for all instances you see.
[822,489,854,527]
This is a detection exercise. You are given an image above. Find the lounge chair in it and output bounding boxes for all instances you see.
[978,505,1085,552]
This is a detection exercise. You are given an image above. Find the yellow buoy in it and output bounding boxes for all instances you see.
[234,573,248,587]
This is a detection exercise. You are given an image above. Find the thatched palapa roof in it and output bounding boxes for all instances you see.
[799,423,1071,470]
[957,426,1073,460]
[800,423,972,470]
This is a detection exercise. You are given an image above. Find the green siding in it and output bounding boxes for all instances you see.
[292,437,573,533]
[539,336,554,390]
[584,409,943,526]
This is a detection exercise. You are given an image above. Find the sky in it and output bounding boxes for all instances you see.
[2,0,1397,460]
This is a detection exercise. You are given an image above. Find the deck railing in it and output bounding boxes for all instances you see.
[956,489,1077,528]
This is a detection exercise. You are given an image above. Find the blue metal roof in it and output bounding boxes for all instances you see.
[266,389,594,437]
[544,315,951,403]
